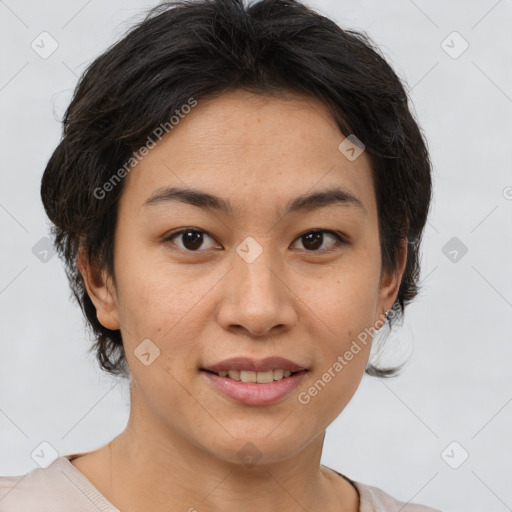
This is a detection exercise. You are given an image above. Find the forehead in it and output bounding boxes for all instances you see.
[118,89,376,220]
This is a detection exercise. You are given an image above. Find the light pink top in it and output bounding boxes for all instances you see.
[0,454,441,511]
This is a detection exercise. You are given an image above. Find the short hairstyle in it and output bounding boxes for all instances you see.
[40,0,433,379]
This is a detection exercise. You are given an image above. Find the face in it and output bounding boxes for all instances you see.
[81,89,405,466]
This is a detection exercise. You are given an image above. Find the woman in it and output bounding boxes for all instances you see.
[0,0,439,510]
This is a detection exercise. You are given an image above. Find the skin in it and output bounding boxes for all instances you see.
[76,89,407,512]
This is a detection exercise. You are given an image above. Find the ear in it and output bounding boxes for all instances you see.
[77,248,120,331]
[375,237,407,325]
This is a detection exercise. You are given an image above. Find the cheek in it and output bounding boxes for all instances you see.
[117,274,200,339]
[297,258,378,394]
[296,323,371,429]
[114,248,221,351]
[304,258,380,336]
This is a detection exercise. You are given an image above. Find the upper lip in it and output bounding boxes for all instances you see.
[202,356,308,373]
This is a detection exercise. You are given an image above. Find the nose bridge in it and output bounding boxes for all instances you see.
[216,235,295,336]
[234,235,281,302]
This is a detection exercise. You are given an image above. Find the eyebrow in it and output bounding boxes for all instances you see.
[143,185,366,216]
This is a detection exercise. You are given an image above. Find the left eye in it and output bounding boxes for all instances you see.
[164,229,345,252]
[291,230,345,252]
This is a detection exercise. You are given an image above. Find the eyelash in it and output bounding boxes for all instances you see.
[163,228,348,254]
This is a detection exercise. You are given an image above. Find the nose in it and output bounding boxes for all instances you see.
[215,242,297,339]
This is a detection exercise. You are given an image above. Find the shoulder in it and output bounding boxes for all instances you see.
[0,457,74,512]
[351,479,442,512]
[0,455,117,512]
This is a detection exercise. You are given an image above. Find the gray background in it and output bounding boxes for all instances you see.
[1,1,511,511]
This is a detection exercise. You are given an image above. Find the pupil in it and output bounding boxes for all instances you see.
[183,231,203,250]
[303,232,322,250]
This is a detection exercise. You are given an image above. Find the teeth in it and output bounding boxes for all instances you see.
[273,369,284,380]
[256,370,274,383]
[216,369,296,382]
[240,371,257,383]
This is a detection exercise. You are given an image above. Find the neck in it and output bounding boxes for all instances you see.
[80,385,359,512]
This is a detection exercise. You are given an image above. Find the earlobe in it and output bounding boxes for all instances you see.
[376,238,407,323]
[77,249,120,331]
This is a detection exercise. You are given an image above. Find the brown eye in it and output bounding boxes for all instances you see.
[165,229,217,251]
[292,230,346,252]
[164,228,346,253]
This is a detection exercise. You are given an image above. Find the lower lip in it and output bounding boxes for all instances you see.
[202,370,307,405]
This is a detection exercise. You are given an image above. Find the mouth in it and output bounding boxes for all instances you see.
[200,356,309,405]
[201,368,307,383]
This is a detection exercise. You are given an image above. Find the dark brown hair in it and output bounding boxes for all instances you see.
[41,0,433,379]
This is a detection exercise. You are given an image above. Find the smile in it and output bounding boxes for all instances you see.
[201,369,308,405]
[205,368,300,383]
